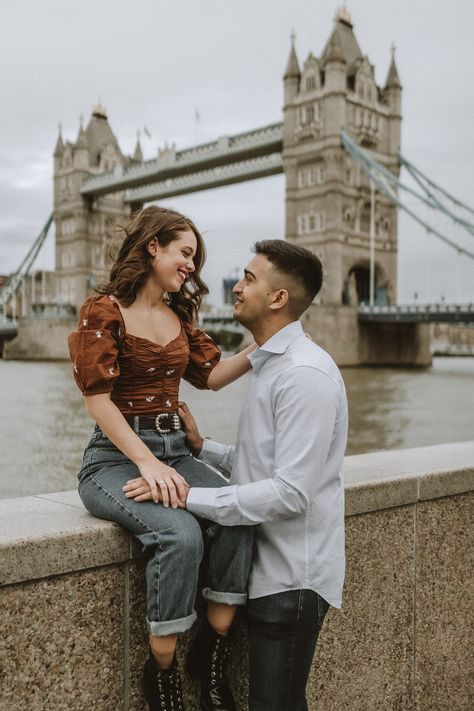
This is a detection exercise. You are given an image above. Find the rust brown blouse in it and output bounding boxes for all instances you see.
[68,295,221,414]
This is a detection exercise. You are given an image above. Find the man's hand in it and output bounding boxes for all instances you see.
[178,401,204,456]
[124,476,189,507]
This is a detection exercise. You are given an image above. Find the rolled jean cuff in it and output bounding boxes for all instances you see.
[202,587,247,606]
[147,611,197,636]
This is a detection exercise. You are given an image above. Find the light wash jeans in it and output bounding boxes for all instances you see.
[78,427,253,636]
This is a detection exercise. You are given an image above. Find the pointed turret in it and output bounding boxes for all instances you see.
[85,104,122,167]
[326,30,346,66]
[325,30,347,95]
[321,7,362,69]
[133,132,143,162]
[384,45,402,118]
[54,124,64,157]
[73,115,89,170]
[385,45,402,89]
[383,45,402,153]
[284,31,301,79]
[284,32,301,104]
[75,115,88,149]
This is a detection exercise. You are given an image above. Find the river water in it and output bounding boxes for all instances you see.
[0,357,473,499]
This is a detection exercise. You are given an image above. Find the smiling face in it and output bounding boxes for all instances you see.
[233,254,279,329]
[149,229,197,293]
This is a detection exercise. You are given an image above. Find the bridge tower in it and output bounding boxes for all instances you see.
[53,105,131,312]
[283,8,401,309]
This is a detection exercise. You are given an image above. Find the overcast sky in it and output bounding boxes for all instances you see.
[1,0,473,305]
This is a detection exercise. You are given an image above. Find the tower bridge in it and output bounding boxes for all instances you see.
[80,123,284,200]
[2,9,473,364]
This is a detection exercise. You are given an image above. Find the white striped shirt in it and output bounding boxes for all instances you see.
[187,320,348,607]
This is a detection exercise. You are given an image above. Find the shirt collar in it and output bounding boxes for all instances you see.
[248,321,303,372]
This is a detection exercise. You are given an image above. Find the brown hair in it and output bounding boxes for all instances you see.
[254,239,323,317]
[97,206,208,322]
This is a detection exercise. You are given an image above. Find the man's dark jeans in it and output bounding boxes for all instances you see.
[248,589,330,711]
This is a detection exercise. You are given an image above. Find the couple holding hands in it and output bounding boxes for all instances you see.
[69,206,347,711]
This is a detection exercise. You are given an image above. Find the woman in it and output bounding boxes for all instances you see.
[68,206,254,711]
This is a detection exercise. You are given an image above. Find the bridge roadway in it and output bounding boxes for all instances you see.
[80,123,283,202]
[358,303,474,324]
[1,303,474,340]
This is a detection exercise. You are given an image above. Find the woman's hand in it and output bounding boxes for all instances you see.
[178,401,204,456]
[123,475,190,506]
[124,461,188,507]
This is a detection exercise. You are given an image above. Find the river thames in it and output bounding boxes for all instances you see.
[0,357,473,499]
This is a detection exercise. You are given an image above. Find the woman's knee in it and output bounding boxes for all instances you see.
[162,514,204,563]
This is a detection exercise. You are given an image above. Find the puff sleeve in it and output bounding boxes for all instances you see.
[182,321,221,389]
[68,296,123,395]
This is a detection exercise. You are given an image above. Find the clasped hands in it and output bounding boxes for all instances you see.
[122,402,203,507]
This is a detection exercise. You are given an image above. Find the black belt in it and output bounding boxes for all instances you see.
[123,412,181,433]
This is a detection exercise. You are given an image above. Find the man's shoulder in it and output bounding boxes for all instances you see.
[285,335,342,385]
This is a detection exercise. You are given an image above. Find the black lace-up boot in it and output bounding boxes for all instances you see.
[143,652,185,711]
[185,619,235,711]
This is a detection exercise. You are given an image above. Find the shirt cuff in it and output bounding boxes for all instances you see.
[186,486,219,519]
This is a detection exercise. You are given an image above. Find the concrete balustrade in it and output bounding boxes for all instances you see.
[1,441,473,710]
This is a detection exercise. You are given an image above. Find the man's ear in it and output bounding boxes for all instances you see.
[269,289,289,311]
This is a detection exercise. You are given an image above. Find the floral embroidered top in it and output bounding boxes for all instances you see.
[68,295,221,414]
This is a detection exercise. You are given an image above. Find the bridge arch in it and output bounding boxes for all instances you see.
[342,260,393,306]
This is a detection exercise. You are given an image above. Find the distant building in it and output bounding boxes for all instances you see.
[222,268,240,305]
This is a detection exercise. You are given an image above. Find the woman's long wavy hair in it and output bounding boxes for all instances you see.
[97,206,208,322]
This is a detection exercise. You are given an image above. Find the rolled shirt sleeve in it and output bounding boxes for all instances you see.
[187,366,339,525]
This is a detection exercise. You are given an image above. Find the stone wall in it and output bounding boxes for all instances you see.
[302,305,432,366]
[1,441,473,710]
[3,317,76,360]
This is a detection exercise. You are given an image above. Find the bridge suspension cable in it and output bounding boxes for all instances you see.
[398,155,474,236]
[0,214,53,315]
[398,153,474,219]
[341,132,474,260]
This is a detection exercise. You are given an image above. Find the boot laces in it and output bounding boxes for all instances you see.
[209,637,230,688]
[156,665,184,711]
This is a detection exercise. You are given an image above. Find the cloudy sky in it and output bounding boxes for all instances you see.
[1,0,473,305]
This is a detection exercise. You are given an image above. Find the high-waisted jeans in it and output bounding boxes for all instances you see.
[78,427,254,636]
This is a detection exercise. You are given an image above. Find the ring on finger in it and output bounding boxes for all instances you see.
[158,480,166,485]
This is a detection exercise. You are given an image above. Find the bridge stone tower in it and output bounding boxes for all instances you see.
[283,8,401,310]
[53,105,134,312]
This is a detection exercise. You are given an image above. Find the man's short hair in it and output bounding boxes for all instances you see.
[253,239,323,317]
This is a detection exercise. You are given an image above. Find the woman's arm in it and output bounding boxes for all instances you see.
[85,393,188,507]
[207,342,256,391]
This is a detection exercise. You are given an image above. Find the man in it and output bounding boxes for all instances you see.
[126,240,348,711]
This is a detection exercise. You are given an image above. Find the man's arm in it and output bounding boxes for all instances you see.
[186,366,340,525]
[123,403,235,501]
[198,438,235,477]
[177,401,235,476]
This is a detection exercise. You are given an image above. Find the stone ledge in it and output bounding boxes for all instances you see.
[1,441,473,586]
[343,440,474,515]
[0,493,131,587]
